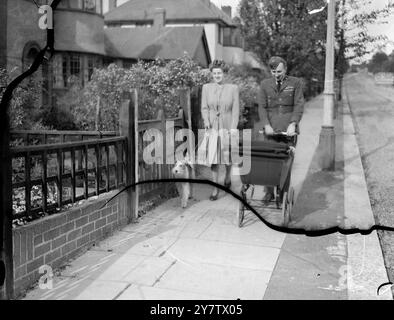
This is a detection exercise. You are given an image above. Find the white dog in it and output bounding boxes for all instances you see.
[172,158,194,208]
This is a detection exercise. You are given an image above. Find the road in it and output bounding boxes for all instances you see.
[344,71,394,282]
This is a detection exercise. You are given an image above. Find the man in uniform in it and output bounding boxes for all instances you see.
[257,56,305,205]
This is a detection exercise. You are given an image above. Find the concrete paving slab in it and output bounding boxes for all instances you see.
[74,279,130,300]
[24,275,85,300]
[165,238,280,272]
[199,219,286,248]
[263,233,348,300]
[155,261,271,299]
[60,250,117,277]
[95,233,178,256]
[122,256,177,286]
[95,254,148,281]
[161,216,216,239]
[116,285,226,300]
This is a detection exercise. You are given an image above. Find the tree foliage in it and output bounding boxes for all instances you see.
[238,0,327,97]
[238,1,327,72]
[238,0,394,95]
[340,0,394,61]
[0,68,47,130]
[70,55,212,131]
[368,50,394,73]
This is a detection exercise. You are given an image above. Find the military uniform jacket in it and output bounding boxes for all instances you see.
[257,75,305,133]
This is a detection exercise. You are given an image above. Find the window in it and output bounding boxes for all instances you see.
[52,54,64,88]
[84,0,96,12]
[70,54,81,77]
[57,0,102,14]
[62,55,68,87]
[69,0,83,10]
[52,53,102,88]
[218,26,223,45]
[87,55,101,81]
[122,60,135,69]
[88,57,95,80]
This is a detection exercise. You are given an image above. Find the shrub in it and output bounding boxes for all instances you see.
[70,54,211,130]
[0,68,48,130]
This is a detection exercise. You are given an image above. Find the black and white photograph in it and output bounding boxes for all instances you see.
[1,0,394,306]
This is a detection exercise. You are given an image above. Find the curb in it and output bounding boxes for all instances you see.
[342,85,392,300]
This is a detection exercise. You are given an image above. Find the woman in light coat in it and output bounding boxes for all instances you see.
[201,60,240,200]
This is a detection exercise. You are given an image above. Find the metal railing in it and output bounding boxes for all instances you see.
[11,136,127,219]
[10,130,117,146]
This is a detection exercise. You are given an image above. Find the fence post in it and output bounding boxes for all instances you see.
[119,89,139,223]
[179,88,194,152]
[95,96,101,131]
[156,109,167,194]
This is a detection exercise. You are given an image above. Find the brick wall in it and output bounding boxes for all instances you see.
[12,190,129,298]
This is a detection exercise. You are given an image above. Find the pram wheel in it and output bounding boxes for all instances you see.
[288,187,295,207]
[282,191,290,226]
[237,185,247,227]
[237,202,245,228]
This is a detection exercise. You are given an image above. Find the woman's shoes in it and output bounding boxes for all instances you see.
[209,192,219,201]
[224,181,231,189]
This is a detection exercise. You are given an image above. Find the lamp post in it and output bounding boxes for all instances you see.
[319,0,336,170]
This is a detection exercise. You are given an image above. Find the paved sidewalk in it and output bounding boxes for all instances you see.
[23,93,392,300]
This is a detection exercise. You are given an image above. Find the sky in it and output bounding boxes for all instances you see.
[362,0,394,56]
[103,0,394,58]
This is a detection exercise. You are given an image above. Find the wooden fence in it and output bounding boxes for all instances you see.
[137,109,184,200]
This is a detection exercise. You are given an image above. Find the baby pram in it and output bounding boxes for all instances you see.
[237,132,297,227]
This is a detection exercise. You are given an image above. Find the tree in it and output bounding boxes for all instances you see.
[368,51,389,73]
[238,0,328,98]
[343,0,394,61]
[238,0,394,98]
[0,68,47,130]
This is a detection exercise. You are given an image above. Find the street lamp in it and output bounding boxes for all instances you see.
[309,0,336,170]
[320,0,336,171]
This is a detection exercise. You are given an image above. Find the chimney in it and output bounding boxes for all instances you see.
[153,8,166,30]
[108,0,117,11]
[221,6,232,18]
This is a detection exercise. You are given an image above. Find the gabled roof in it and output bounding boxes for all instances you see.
[105,0,234,26]
[104,26,210,64]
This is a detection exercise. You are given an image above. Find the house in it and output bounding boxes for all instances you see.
[104,8,211,67]
[2,0,107,107]
[104,0,263,69]
[1,0,211,109]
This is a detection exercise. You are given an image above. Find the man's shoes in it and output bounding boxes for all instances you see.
[262,192,274,206]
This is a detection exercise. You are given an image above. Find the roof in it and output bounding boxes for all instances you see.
[105,0,234,26]
[104,26,210,62]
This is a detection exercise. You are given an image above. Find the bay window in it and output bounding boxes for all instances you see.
[52,53,102,89]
